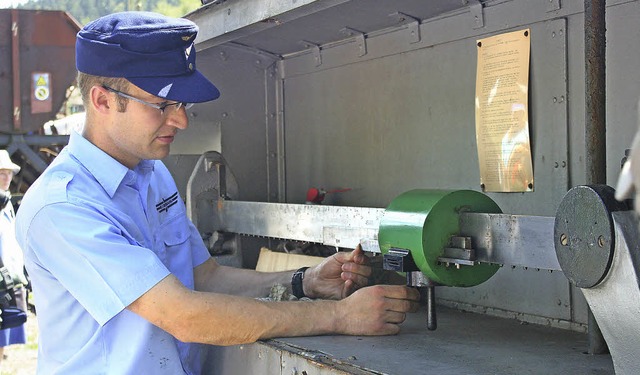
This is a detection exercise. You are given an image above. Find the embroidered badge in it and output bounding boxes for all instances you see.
[156,192,178,213]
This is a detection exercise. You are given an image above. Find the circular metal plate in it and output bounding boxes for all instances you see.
[554,185,626,288]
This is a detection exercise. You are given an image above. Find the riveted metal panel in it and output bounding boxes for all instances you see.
[282,17,568,217]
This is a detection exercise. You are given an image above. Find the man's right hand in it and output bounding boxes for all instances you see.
[335,284,421,336]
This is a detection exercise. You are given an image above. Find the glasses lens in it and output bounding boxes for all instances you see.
[161,102,193,115]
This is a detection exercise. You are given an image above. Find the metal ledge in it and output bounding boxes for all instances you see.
[187,0,476,54]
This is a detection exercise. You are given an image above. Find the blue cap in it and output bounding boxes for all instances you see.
[76,11,220,103]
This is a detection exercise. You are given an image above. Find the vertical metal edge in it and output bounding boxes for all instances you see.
[584,0,608,355]
[11,9,21,131]
[584,0,607,186]
[275,60,287,202]
[264,60,279,203]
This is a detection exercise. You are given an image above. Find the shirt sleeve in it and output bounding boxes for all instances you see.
[27,203,171,326]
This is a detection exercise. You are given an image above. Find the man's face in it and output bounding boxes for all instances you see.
[101,83,189,168]
[0,169,13,192]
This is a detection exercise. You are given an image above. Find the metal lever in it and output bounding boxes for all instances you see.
[383,248,438,331]
[407,271,437,331]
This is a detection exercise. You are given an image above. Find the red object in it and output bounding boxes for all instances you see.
[306,187,352,204]
[306,187,324,203]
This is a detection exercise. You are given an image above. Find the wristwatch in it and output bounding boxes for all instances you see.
[291,267,309,299]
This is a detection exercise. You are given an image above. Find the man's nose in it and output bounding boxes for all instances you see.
[165,107,189,129]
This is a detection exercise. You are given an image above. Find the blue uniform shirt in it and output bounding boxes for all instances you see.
[15,131,211,374]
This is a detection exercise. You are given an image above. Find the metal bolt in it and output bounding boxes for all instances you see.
[560,233,568,246]
[597,235,605,248]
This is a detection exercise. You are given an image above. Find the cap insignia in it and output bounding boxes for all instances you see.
[182,34,195,42]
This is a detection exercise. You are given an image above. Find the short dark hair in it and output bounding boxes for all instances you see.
[76,73,130,112]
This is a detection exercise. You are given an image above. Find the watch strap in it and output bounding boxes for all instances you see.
[291,266,309,299]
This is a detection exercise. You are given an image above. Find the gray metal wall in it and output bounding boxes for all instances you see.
[184,0,640,329]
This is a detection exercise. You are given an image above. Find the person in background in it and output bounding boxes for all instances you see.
[0,150,28,366]
[14,11,420,374]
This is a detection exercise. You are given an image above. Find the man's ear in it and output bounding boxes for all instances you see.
[89,85,112,114]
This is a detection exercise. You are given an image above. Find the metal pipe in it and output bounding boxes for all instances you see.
[426,285,437,331]
[584,0,609,355]
[585,0,607,184]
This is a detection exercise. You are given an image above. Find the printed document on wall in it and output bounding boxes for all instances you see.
[475,29,533,192]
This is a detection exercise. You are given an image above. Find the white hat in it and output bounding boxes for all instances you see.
[0,150,20,174]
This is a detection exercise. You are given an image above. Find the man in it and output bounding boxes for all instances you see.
[15,11,420,374]
[0,150,27,367]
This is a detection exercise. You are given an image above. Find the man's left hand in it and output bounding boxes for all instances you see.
[303,245,371,300]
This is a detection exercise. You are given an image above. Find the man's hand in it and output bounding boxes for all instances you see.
[304,245,372,300]
[335,284,421,336]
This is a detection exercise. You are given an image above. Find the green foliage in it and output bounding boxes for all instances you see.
[15,0,201,25]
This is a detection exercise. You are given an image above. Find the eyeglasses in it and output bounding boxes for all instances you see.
[102,85,193,116]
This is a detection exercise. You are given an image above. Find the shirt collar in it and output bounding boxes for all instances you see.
[67,131,155,198]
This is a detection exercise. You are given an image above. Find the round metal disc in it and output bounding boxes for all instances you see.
[554,185,626,288]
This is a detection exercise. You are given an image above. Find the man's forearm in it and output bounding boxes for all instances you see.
[130,274,340,346]
[194,258,296,298]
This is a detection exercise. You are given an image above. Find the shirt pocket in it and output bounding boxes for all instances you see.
[156,214,190,263]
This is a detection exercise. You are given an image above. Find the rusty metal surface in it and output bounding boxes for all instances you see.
[0,10,81,134]
[584,0,607,185]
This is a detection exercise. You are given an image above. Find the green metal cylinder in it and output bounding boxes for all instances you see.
[379,189,502,287]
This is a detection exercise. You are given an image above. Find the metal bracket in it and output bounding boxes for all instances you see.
[383,248,419,272]
[389,11,421,44]
[340,27,367,57]
[300,40,322,66]
[546,0,561,12]
[468,0,485,29]
[438,236,477,268]
[226,42,283,64]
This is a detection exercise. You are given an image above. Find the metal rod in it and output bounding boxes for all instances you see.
[584,0,606,184]
[584,0,609,355]
[426,285,437,331]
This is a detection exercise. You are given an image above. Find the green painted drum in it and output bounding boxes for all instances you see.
[379,189,502,287]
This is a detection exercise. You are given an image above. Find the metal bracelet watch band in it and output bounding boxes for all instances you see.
[291,267,309,299]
